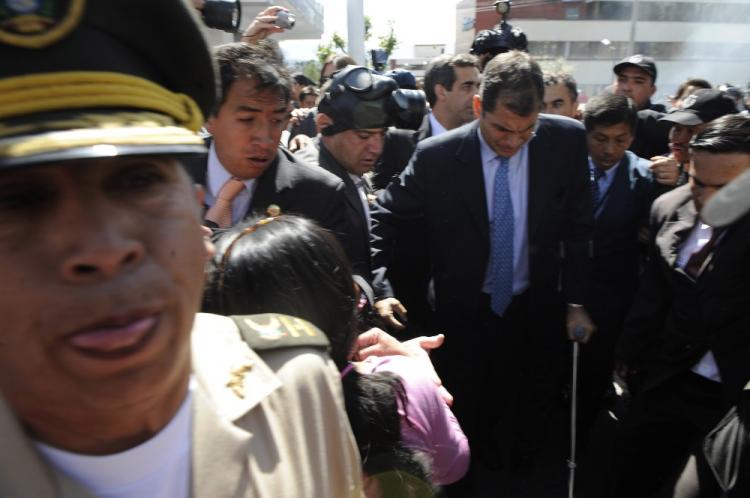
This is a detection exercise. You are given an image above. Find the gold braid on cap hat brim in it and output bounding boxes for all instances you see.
[0,71,205,135]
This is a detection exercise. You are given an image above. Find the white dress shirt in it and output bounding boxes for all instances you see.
[478,129,530,296]
[36,386,193,498]
[677,222,722,383]
[428,112,448,137]
[205,143,257,225]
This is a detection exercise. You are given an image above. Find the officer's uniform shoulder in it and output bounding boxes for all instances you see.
[229,313,330,351]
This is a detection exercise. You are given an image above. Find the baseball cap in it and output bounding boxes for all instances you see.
[660,89,738,126]
[0,0,218,169]
[613,54,657,82]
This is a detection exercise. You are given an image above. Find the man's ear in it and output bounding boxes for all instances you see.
[316,112,333,133]
[435,83,449,102]
[472,94,483,119]
[650,84,657,98]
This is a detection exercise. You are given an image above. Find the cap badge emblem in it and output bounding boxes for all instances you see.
[0,0,85,48]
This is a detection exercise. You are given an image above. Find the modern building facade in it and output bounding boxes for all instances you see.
[457,0,750,103]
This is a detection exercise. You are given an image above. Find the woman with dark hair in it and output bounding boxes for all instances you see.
[203,215,469,495]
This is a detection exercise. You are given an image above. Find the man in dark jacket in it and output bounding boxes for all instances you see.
[612,115,750,498]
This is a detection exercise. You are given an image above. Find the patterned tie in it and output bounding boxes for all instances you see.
[590,167,605,208]
[205,177,245,228]
[490,156,514,316]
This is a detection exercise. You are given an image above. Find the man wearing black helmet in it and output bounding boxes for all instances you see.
[295,66,403,279]
[470,25,528,71]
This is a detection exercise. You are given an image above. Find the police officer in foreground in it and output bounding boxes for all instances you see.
[0,1,361,497]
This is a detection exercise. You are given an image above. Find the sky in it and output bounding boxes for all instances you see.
[280,0,460,62]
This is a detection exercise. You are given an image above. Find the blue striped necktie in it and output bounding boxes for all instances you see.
[490,156,514,316]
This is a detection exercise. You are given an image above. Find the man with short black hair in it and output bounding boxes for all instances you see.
[612,114,750,498]
[422,53,481,136]
[543,71,579,119]
[578,94,662,436]
[371,51,594,491]
[183,43,358,263]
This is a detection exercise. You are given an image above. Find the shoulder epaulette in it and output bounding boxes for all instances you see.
[231,313,330,351]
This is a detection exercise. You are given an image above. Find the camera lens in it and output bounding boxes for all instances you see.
[202,0,242,33]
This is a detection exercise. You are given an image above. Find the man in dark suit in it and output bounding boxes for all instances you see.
[180,43,357,264]
[611,114,750,497]
[294,66,397,278]
[370,54,481,337]
[371,51,595,490]
[372,53,481,190]
[578,94,664,433]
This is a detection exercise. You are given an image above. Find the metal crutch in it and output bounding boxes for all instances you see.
[568,327,584,498]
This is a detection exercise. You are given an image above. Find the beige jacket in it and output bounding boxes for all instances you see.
[0,313,363,498]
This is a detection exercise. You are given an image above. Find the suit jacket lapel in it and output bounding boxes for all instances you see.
[319,143,370,242]
[455,122,489,242]
[657,198,697,271]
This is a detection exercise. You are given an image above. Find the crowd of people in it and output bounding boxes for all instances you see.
[1,1,749,498]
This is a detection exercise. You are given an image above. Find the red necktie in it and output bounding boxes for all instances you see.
[205,177,245,228]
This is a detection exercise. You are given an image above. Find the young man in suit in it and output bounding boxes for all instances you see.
[371,50,595,491]
[542,71,580,119]
[182,43,358,259]
[0,2,362,497]
[611,114,750,497]
[578,94,663,441]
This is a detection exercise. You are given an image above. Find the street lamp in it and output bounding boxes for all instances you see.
[493,0,511,26]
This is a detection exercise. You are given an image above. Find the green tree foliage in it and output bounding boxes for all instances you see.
[364,16,372,41]
[378,20,399,57]
[317,40,334,65]
[332,32,347,52]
